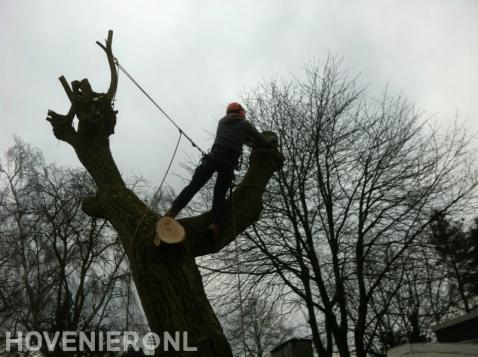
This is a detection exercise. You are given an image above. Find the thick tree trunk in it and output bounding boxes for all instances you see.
[46,31,283,356]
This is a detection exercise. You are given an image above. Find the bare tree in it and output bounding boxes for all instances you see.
[363,240,454,355]
[0,138,130,354]
[205,57,477,357]
[223,293,293,357]
[428,212,478,312]
[45,31,283,356]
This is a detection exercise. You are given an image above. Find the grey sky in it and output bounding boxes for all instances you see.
[1,0,477,190]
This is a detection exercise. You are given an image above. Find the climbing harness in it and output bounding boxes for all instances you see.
[114,58,205,156]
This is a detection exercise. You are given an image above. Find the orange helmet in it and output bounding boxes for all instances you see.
[226,102,245,114]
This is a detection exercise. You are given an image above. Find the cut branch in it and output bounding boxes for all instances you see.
[59,76,75,103]
[183,133,284,257]
[82,196,107,219]
[154,217,186,245]
[46,108,76,144]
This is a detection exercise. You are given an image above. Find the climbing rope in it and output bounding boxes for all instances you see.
[114,58,205,156]
[110,57,194,240]
[230,186,247,357]
[150,132,183,208]
[131,131,183,243]
[113,55,205,233]
[125,270,132,330]
[113,56,249,353]
[115,58,184,332]
[114,61,135,335]
[123,128,179,330]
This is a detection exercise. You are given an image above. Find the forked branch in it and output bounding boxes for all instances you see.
[96,30,118,102]
[46,107,76,144]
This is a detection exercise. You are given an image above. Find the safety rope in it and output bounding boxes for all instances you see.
[123,132,182,333]
[113,57,248,354]
[110,58,185,255]
[114,57,184,333]
[131,131,183,243]
[125,270,132,330]
[230,186,247,357]
[114,58,205,156]
[114,61,132,334]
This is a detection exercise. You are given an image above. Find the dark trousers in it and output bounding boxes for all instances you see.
[171,154,235,225]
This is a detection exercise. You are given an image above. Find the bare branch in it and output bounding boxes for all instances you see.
[46,107,76,144]
[59,75,75,103]
[96,30,118,102]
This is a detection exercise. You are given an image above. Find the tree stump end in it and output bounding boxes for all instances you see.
[154,217,186,245]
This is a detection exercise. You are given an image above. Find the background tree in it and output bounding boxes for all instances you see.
[429,212,478,312]
[202,57,477,357]
[365,240,454,355]
[218,291,293,357]
[367,214,478,355]
[0,138,138,352]
[181,162,298,357]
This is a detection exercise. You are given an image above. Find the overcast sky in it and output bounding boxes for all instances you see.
[1,0,477,190]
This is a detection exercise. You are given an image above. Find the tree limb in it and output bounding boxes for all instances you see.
[46,107,76,144]
[59,76,75,103]
[96,30,118,102]
[183,135,284,257]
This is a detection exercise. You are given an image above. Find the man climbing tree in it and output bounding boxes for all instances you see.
[164,102,272,240]
[45,31,283,356]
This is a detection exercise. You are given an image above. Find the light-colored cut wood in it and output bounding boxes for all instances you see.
[155,217,186,245]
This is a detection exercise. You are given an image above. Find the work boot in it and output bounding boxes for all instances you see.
[207,223,220,248]
[163,209,177,219]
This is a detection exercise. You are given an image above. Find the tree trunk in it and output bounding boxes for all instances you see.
[46,31,284,356]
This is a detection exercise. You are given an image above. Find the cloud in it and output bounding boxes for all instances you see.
[1,0,476,189]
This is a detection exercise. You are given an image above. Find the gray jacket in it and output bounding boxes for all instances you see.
[212,113,270,155]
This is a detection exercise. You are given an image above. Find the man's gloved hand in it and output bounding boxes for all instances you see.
[245,131,278,149]
[262,131,278,148]
[267,137,276,148]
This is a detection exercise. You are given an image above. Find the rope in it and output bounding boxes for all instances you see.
[131,131,183,243]
[115,62,133,334]
[112,56,248,352]
[230,186,247,357]
[151,132,183,208]
[114,58,205,156]
[114,61,183,329]
[110,57,185,247]
[125,271,132,330]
